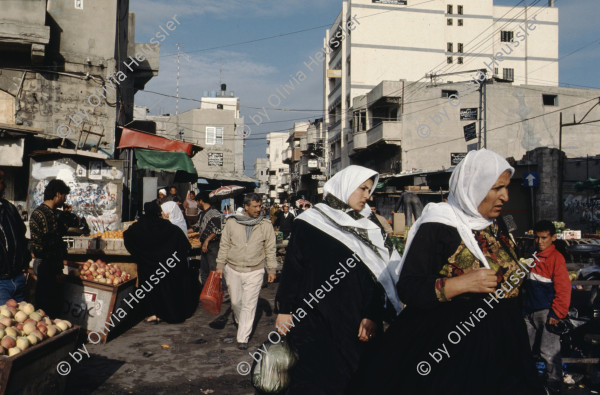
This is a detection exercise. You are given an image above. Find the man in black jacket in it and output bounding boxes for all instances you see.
[0,170,29,305]
[274,203,295,239]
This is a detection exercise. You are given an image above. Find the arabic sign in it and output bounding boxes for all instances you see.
[208,153,224,167]
[460,108,478,121]
[463,122,477,142]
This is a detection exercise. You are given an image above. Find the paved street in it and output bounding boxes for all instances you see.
[65,283,278,395]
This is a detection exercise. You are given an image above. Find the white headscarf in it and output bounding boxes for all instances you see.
[298,165,403,313]
[400,149,514,273]
[161,201,188,237]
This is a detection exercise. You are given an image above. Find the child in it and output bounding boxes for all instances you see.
[523,220,572,392]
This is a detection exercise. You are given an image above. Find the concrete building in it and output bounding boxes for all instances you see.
[324,0,558,172]
[137,86,248,184]
[254,157,270,195]
[0,0,158,204]
[266,132,290,203]
[295,119,327,200]
[349,79,600,174]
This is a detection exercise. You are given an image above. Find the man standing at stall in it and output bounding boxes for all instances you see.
[0,170,29,305]
[216,193,277,350]
[192,191,223,286]
[30,179,70,316]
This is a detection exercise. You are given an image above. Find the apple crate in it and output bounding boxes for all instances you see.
[0,327,80,394]
[60,264,137,343]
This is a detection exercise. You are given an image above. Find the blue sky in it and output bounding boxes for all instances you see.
[131,0,600,176]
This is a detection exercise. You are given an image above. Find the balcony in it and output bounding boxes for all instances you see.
[366,121,402,147]
[328,82,342,100]
[0,1,50,64]
[283,147,301,164]
[268,175,278,185]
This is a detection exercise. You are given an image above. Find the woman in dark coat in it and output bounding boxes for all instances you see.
[354,149,545,395]
[275,166,403,395]
[124,201,198,323]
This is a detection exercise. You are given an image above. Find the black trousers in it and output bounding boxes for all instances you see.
[34,259,62,317]
[200,242,228,292]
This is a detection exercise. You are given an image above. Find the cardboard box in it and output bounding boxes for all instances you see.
[393,213,406,235]
[562,230,581,240]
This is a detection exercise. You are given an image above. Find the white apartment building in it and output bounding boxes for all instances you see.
[266,132,290,202]
[324,0,558,172]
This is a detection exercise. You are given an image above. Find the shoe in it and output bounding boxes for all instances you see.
[237,342,248,350]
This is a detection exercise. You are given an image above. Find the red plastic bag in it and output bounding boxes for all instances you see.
[200,271,223,315]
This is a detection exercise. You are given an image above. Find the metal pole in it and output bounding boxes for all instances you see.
[483,80,487,148]
[558,112,563,221]
[478,82,483,150]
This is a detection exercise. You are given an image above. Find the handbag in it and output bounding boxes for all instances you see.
[200,270,223,315]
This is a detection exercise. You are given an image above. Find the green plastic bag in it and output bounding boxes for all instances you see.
[251,338,299,394]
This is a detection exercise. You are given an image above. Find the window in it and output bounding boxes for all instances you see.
[458,43,464,53]
[494,67,499,75]
[447,18,453,26]
[503,68,514,81]
[501,31,514,42]
[458,19,463,26]
[458,57,463,64]
[447,42,453,52]
[447,5,453,14]
[442,90,458,98]
[542,94,558,106]
[205,126,224,145]
[458,5,463,14]
[447,56,453,64]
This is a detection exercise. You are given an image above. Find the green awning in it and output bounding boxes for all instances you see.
[135,148,197,175]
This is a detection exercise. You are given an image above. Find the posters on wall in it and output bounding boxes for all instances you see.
[28,158,124,233]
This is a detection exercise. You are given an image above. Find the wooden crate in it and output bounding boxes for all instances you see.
[0,327,80,394]
[59,273,137,343]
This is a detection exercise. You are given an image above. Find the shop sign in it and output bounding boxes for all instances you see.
[460,108,478,121]
[208,152,224,167]
[463,122,477,142]
[308,159,319,168]
[311,174,327,180]
[451,153,467,166]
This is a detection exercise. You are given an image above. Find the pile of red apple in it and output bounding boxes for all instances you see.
[76,259,131,285]
[0,299,72,357]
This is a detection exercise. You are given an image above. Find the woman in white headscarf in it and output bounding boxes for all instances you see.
[161,201,188,237]
[275,165,402,395]
[354,149,544,395]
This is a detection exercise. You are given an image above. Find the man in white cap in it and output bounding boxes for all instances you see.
[157,188,168,205]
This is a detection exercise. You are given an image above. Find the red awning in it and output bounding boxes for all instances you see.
[117,128,198,156]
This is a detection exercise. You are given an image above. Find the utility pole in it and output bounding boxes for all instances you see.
[557,98,600,220]
[426,68,487,149]
[176,43,184,141]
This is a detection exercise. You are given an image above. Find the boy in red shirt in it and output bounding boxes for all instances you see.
[523,220,572,392]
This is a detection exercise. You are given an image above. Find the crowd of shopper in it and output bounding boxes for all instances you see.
[0,147,576,394]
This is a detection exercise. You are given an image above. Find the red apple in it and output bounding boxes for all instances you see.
[1,336,16,349]
[5,299,17,308]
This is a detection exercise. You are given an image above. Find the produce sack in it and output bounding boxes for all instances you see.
[251,338,298,394]
[200,270,223,315]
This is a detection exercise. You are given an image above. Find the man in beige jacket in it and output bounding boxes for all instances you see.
[216,193,277,349]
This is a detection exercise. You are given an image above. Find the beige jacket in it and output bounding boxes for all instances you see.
[216,217,277,274]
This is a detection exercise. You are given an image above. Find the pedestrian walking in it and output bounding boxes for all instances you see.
[275,165,402,394]
[124,201,198,324]
[523,220,572,394]
[354,149,545,394]
[30,179,70,317]
[274,203,295,239]
[192,191,223,286]
[0,170,29,305]
[216,193,277,350]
